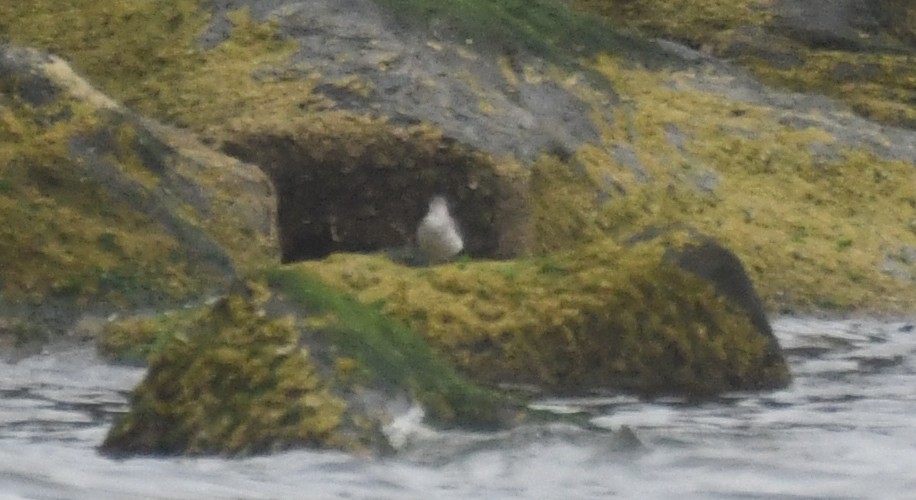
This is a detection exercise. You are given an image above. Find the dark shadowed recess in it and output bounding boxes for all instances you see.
[223,131,519,263]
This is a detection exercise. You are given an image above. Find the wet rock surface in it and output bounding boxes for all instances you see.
[1,0,913,456]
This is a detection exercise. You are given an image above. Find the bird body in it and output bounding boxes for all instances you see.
[416,196,463,263]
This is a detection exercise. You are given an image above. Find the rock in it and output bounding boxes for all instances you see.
[0,46,59,105]
[670,234,773,338]
[205,0,609,161]
[770,0,883,51]
[667,233,785,369]
[303,231,792,398]
[4,1,913,314]
[101,286,354,456]
[0,44,279,343]
[2,0,914,457]
[870,0,916,45]
[100,277,513,456]
[628,226,775,339]
[416,196,464,263]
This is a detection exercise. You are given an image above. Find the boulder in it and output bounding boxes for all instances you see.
[100,279,511,456]
[0,44,278,344]
[301,229,791,398]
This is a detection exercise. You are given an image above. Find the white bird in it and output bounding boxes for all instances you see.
[416,196,463,263]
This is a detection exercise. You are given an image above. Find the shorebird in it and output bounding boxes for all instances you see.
[416,195,463,263]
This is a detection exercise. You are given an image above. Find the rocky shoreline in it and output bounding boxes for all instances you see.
[1,0,913,456]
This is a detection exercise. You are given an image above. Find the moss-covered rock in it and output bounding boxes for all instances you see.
[298,229,790,398]
[0,44,278,343]
[551,56,916,314]
[101,279,514,456]
[3,0,912,313]
[101,285,352,456]
[573,0,916,128]
[264,270,512,428]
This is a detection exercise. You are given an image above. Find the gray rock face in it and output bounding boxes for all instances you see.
[669,238,774,339]
[0,45,58,105]
[200,0,609,161]
[654,39,916,165]
[666,234,786,371]
[198,1,916,172]
[771,0,884,50]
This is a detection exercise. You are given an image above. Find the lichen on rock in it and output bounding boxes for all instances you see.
[573,0,916,127]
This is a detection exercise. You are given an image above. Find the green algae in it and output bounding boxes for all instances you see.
[298,232,790,398]
[102,288,351,456]
[266,268,511,429]
[372,0,666,65]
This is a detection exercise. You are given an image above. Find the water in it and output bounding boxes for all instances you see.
[1,317,915,499]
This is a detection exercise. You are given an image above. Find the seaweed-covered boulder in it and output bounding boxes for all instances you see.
[630,226,775,340]
[100,278,512,456]
[300,229,791,398]
[101,286,353,456]
[0,44,278,343]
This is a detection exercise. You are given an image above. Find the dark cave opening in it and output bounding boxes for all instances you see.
[222,127,523,263]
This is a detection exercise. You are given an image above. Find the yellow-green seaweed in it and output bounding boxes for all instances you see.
[266,269,513,429]
[297,232,790,398]
[102,289,351,456]
[573,0,916,128]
